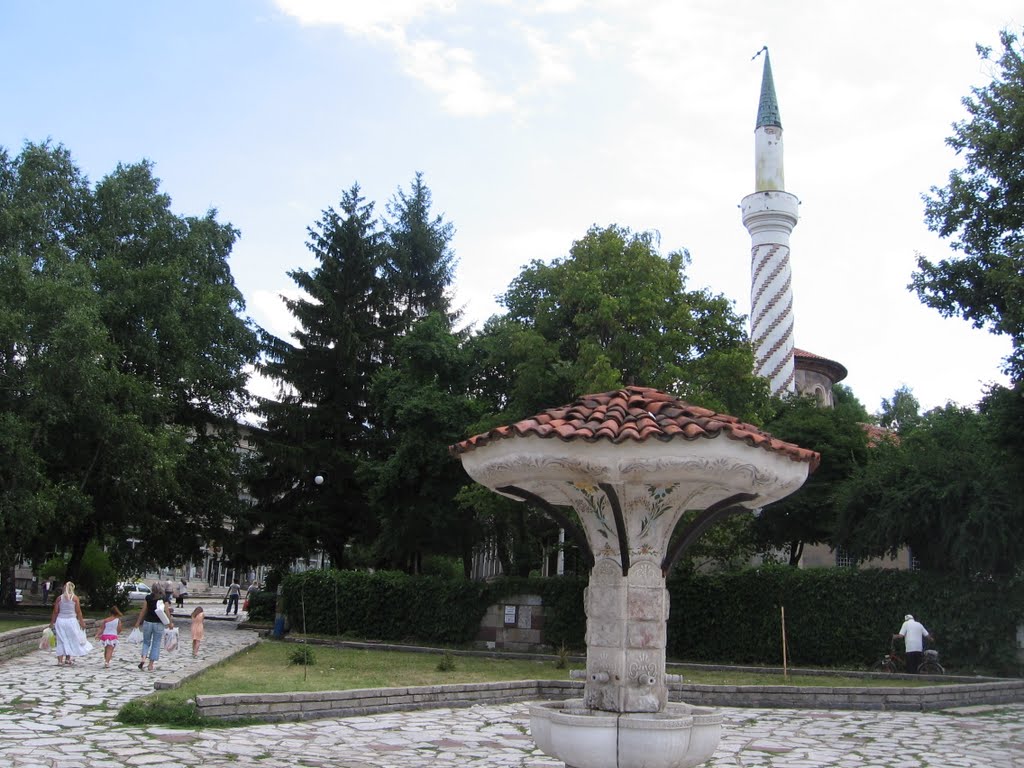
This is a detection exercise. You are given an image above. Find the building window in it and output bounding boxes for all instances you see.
[835,547,856,568]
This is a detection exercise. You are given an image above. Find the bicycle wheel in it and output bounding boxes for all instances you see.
[871,659,897,673]
[918,660,945,675]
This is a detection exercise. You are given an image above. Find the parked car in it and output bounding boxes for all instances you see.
[119,582,152,601]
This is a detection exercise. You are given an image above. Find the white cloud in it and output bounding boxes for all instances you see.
[249,288,303,343]
[399,37,517,116]
[516,23,575,87]
[273,0,591,117]
[272,0,454,36]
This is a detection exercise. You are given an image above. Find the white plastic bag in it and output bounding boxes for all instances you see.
[127,627,143,644]
[39,627,55,651]
[154,601,170,626]
[163,627,179,652]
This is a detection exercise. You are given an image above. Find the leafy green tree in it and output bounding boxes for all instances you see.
[877,385,922,434]
[474,224,769,421]
[0,142,258,585]
[754,391,871,566]
[834,400,1023,576]
[913,29,1024,379]
[250,184,387,569]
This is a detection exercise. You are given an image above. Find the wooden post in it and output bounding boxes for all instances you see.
[781,605,788,678]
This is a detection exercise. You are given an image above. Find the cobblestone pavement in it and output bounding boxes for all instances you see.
[1,604,1023,767]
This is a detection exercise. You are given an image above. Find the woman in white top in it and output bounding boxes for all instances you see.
[48,581,93,666]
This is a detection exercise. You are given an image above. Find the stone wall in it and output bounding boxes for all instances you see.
[0,620,100,661]
[196,680,578,722]
[474,594,546,651]
[195,677,1024,723]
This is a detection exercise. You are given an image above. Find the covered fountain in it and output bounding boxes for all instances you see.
[450,386,819,768]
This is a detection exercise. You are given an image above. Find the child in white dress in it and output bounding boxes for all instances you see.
[98,607,123,668]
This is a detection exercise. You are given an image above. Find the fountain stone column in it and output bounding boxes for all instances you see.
[452,387,819,768]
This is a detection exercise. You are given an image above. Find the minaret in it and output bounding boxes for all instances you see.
[742,49,799,395]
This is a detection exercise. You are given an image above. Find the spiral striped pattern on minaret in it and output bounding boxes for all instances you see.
[750,238,796,393]
[742,49,798,396]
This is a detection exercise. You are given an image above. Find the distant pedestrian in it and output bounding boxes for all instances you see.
[190,606,205,657]
[894,614,933,674]
[42,578,51,605]
[244,580,258,612]
[175,578,188,608]
[225,579,241,615]
[97,606,123,668]
[49,582,92,666]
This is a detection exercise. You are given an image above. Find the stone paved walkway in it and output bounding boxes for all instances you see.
[1,603,1023,767]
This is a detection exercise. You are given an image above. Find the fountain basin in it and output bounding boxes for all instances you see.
[529,699,722,768]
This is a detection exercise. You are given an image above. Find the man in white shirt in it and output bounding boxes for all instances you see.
[894,614,932,673]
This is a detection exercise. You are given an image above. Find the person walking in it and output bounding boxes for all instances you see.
[226,581,241,618]
[894,614,933,674]
[244,580,258,612]
[175,578,188,608]
[190,606,205,657]
[97,606,123,668]
[49,582,92,666]
[133,584,172,672]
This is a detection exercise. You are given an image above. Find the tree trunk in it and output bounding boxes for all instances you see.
[0,562,15,608]
[65,536,89,584]
[788,540,804,567]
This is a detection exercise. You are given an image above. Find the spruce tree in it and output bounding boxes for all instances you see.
[370,175,472,572]
[251,185,387,569]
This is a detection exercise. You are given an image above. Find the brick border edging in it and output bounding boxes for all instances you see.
[194,677,1024,723]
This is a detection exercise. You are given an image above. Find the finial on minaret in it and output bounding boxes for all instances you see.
[741,48,798,395]
[753,47,782,130]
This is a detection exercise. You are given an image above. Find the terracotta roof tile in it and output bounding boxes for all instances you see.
[451,386,820,471]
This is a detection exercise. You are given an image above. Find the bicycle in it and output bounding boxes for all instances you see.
[872,640,945,675]
[872,640,903,673]
[918,648,945,675]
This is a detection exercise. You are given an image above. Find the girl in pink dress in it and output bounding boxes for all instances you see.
[98,607,123,668]
[190,606,205,657]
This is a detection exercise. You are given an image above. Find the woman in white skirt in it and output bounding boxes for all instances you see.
[48,581,92,666]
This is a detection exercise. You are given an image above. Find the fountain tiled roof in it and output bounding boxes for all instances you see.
[450,386,820,471]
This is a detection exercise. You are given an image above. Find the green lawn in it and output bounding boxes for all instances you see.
[178,642,573,696]
[0,617,49,632]
[119,639,940,727]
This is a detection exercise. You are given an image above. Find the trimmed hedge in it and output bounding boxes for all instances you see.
[246,590,277,622]
[282,570,491,644]
[279,567,1023,673]
[667,566,1024,673]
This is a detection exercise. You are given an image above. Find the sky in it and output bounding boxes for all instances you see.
[2,1,1020,414]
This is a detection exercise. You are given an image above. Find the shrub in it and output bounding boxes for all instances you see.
[246,591,277,623]
[117,698,202,726]
[555,643,570,669]
[436,651,457,672]
[288,646,316,666]
[76,542,121,610]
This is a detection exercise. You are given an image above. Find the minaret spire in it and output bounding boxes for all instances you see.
[755,48,781,130]
[742,47,798,395]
